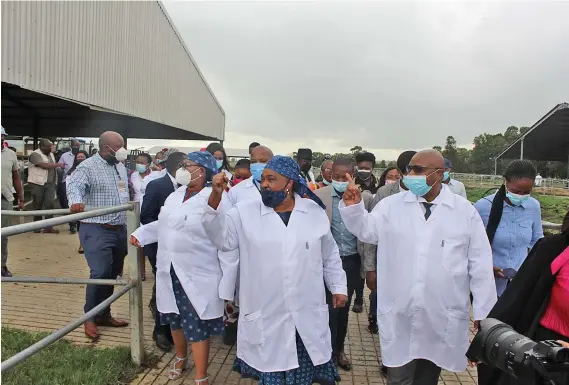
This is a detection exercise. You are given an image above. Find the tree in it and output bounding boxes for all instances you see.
[349,146,363,155]
[504,126,520,144]
[470,133,507,174]
[520,126,531,135]
[442,136,458,170]
[432,146,442,152]
[378,160,387,168]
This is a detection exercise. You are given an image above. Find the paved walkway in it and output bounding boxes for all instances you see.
[1,224,479,385]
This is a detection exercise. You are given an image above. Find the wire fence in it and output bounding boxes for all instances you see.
[0,202,144,373]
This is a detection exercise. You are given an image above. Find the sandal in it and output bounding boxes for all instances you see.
[168,356,189,380]
[195,376,209,384]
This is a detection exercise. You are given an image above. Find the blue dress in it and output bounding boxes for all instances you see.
[233,211,340,385]
[160,266,224,342]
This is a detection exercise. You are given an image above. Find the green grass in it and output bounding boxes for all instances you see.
[466,187,569,224]
[1,328,150,385]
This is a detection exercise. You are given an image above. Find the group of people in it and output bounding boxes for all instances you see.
[3,127,567,385]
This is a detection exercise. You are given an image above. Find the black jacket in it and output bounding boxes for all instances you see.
[140,174,177,262]
[477,232,569,385]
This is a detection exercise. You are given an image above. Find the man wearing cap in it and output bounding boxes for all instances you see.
[442,158,467,198]
[1,127,25,277]
[296,148,319,191]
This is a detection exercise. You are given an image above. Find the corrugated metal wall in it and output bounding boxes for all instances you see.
[1,1,225,140]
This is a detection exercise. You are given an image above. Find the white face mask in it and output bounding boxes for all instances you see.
[175,168,191,186]
[175,167,202,186]
[114,147,128,162]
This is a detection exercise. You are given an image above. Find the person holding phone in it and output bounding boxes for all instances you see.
[474,160,544,296]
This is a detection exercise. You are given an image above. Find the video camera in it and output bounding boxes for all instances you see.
[466,319,569,385]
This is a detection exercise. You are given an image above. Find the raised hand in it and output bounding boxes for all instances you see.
[212,172,229,195]
[342,173,361,206]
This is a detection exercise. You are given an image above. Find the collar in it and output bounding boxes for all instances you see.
[260,193,309,216]
[403,184,455,208]
[244,176,256,188]
[167,172,177,186]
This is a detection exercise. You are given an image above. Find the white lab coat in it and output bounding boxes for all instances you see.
[130,170,162,203]
[132,186,237,320]
[339,186,497,372]
[202,195,348,373]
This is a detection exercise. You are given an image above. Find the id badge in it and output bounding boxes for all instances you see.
[117,180,129,200]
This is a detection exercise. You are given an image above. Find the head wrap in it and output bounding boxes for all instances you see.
[266,155,325,210]
[187,151,218,175]
[444,158,453,169]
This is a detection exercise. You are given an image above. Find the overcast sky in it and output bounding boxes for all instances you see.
[131,1,569,160]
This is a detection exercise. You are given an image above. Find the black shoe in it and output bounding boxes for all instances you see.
[148,300,157,319]
[368,315,378,334]
[223,323,238,345]
[352,303,363,313]
[381,365,388,377]
[153,331,172,352]
[1,267,12,277]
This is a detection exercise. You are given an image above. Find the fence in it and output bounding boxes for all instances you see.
[0,203,144,373]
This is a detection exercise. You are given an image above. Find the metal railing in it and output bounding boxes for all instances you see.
[0,202,144,372]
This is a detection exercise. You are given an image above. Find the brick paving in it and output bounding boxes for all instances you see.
[1,224,478,384]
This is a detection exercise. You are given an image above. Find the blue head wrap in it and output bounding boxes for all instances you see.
[265,155,326,210]
[187,151,218,184]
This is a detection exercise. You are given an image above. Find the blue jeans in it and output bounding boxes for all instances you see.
[369,290,377,316]
[80,223,127,321]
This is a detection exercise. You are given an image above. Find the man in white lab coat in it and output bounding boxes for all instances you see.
[339,149,497,385]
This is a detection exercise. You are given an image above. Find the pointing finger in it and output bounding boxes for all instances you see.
[346,173,354,184]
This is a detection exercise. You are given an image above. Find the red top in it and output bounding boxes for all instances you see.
[540,246,569,338]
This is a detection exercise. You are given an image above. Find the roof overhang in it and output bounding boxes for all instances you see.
[1,83,220,141]
[495,102,569,162]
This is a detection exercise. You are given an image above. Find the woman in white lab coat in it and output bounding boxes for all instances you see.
[203,155,348,385]
[130,151,237,384]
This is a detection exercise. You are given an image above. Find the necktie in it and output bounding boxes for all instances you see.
[423,203,433,220]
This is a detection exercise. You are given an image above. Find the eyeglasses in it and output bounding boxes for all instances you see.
[405,165,441,174]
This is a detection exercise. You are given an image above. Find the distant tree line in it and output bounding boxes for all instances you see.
[305,126,567,178]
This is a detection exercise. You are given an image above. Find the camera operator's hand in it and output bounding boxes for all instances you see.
[558,340,569,348]
[474,320,480,331]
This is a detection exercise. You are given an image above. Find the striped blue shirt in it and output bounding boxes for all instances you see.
[66,154,129,225]
[331,189,358,257]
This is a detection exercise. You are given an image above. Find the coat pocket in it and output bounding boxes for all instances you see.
[377,307,395,342]
[240,311,264,345]
[441,240,468,275]
[445,309,470,348]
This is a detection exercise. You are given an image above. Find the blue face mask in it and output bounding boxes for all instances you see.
[322,178,331,186]
[403,175,433,197]
[136,164,147,174]
[443,171,450,181]
[216,159,224,170]
[250,163,266,182]
[506,190,530,206]
[331,180,349,193]
[260,182,290,208]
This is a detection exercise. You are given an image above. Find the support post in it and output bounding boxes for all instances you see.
[520,138,524,160]
[33,116,40,150]
[494,158,498,176]
[127,201,144,365]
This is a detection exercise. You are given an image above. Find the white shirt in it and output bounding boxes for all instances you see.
[60,151,76,183]
[202,196,347,372]
[446,178,467,199]
[339,186,496,372]
[220,176,261,211]
[130,170,162,203]
[132,187,237,319]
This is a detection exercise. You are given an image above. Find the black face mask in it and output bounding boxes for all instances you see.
[72,147,79,155]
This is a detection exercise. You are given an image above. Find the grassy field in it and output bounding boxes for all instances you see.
[1,328,146,385]
[466,187,569,223]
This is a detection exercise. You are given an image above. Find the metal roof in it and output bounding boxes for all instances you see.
[147,146,249,159]
[495,102,569,162]
[1,1,224,141]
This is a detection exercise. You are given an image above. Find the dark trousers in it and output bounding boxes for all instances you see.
[354,273,365,306]
[80,223,127,321]
[327,253,361,354]
[369,290,377,316]
[145,243,170,336]
[57,182,76,231]
[30,182,56,222]
[387,359,441,385]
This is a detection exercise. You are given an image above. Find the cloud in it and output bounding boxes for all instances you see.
[157,1,569,158]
